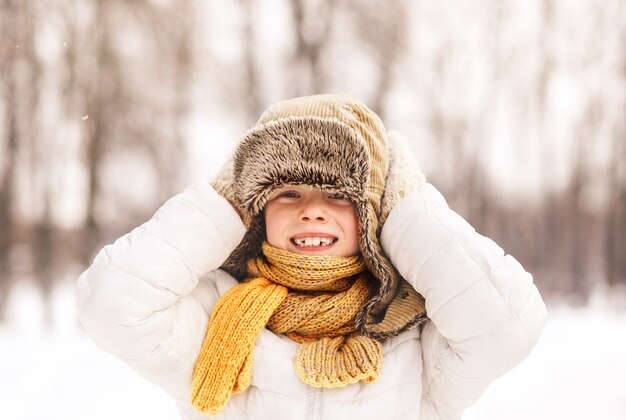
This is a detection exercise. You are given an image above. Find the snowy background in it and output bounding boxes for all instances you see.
[2,0,626,419]
[2,281,626,420]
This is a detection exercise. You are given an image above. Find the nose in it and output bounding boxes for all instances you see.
[299,197,328,223]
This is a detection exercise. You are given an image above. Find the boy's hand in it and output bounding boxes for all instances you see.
[380,131,427,224]
[211,157,252,228]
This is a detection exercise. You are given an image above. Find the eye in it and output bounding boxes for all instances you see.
[278,191,300,199]
[328,192,349,201]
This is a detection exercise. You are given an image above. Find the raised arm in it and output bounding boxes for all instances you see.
[380,183,547,419]
[75,180,246,393]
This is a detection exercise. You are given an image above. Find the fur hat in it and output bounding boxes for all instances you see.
[216,94,426,339]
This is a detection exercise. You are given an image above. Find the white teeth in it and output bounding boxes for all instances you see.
[293,237,335,247]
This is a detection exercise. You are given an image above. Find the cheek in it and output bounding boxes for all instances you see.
[350,222,361,247]
[340,208,361,252]
[264,206,283,245]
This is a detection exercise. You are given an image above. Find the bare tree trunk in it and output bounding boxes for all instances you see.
[605,84,626,287]
[568,90,607,298]
[34,198,55,324]
[569,133,588,297]
[464,0,508,234]
[359,0,407,120]
[0,0,30,320]
[239,0,263,124]
[0,76,18,322]
[535,0,560,292]
[81,97,104,265]
[602,5,626,289]
[606,159,626,287]
[427,48,455,200]
[288,0,335,96]
[20,0,55,321]
[168,0,193,195]
[79,0,115,265]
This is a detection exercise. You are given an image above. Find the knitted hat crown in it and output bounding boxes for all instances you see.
[221,94,426,339]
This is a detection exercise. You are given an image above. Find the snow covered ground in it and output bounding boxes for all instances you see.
[2,281,626,420]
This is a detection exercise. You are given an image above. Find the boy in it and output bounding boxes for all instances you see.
[76,94,546,419]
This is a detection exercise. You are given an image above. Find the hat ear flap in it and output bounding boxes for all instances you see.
[220,215,266,281]
[380,131,426,225]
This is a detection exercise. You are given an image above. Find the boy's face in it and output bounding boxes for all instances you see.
[264,185,361,257]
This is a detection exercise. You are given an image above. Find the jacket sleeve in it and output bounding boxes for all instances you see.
[380,183,547,420]
[75,180,246,397]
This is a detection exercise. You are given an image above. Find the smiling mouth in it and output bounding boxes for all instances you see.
[290,236,338,247]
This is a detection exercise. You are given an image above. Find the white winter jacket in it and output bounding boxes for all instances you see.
[75,180,547,420]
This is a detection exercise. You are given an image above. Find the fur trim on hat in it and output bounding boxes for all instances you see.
[234,117,370,215]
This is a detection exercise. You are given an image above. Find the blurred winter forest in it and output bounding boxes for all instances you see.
[1,0,625,325]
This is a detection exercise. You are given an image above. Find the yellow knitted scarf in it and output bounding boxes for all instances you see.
[191,242,383,415]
